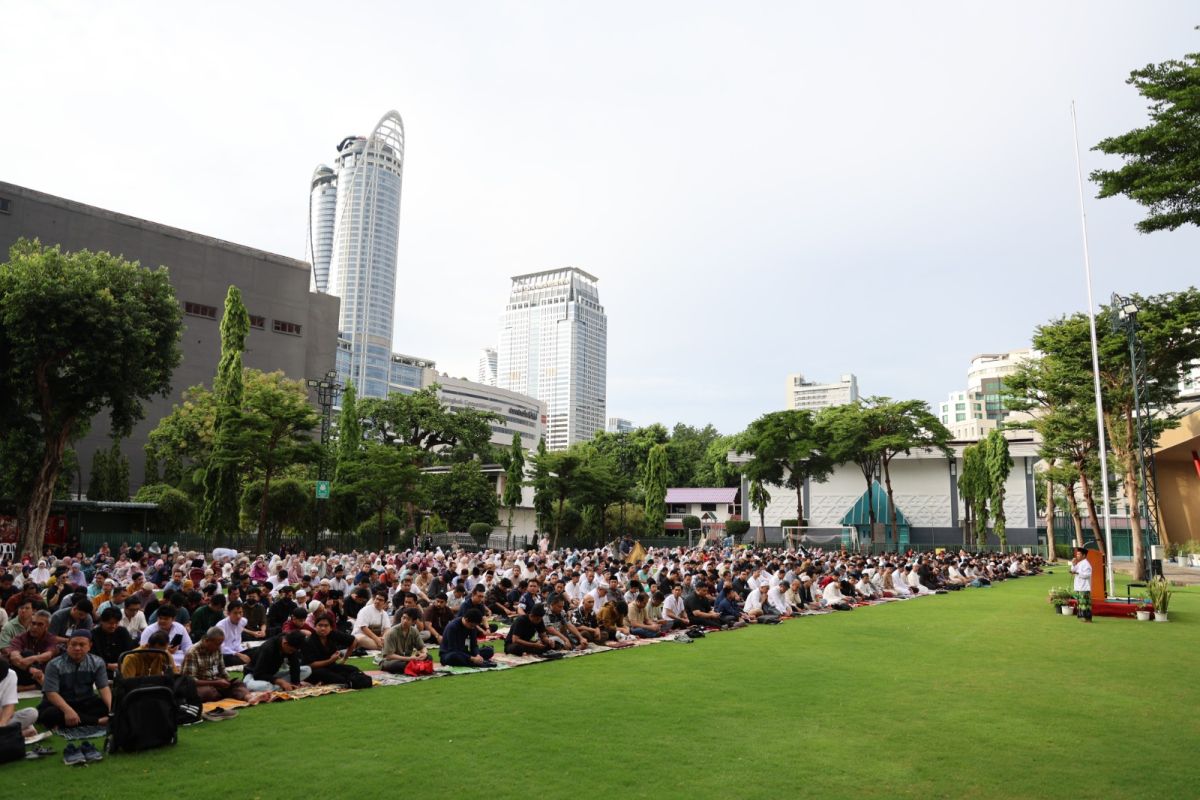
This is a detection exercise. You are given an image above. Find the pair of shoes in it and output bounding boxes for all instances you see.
[351,648,368,657]
[24,745,56,760]
[63,742,100,765]
[202,707,239,722]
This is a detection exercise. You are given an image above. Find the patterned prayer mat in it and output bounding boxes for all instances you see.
[53,725,107,740]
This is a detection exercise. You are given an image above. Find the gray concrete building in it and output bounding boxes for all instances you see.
[0,181,340,496]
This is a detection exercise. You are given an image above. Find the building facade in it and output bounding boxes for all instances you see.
[307,110,406,399]
[939,348,1035,440]
[496,267,607,450]
[785,373,858,411]
[477,347,497,386]
[0,181,340,495]
[432,374,546,451]
[606,417,634,434]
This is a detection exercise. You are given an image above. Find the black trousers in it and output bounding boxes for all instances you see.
[37,694,109,728]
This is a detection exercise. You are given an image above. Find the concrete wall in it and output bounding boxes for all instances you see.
[0,182,339,495]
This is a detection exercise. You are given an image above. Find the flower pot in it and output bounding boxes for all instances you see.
[1154,611,1169,622]
[1061,605,1074,616]
[1136,610,1152,621]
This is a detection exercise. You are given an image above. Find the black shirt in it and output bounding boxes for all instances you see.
[684,593,713,625]
[267,598,297,628]
[91,625,134,667]
[250,636,302,684]
[301,630,355,665]
[505,614,546,647]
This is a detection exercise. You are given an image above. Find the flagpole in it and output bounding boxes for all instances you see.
[1070,101,1116,598]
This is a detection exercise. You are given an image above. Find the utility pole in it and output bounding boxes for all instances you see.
[306,369,342,551]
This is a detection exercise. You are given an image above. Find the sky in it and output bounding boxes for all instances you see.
[3,2,1199,434]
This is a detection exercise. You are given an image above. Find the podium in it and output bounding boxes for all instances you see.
[1081,548,1147,618]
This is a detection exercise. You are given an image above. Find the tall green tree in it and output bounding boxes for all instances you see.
[0,240,180,557]
[88,448,110,502]
[105,440,130,501]
[866,398,953,543]
[1091,37,1200,233]
[532,437,553,534]
[142,444,160,487]
[750,478,771,545]
[358,384,497,462]
[959,443,991,548]
[984,430,1013,548]
[427,460,499,533]
[198,286,250,544]
[642,443,669,538]
[334,380,362,482]
[817,402,883,526]
[738,409,832,527]
[502,433,525,549]
[341,442,421,550]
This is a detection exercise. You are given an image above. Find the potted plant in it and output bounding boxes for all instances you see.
[1048,587,1071,613]
[1075,591,1092,622]
[1146,577,1172,622]
[1135,601,1152,622]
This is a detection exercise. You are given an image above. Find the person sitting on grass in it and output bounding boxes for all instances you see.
[820,575,853,611]
[181,627,249,703]
[439,608,496,668]
[302,614,370,689]
[625,592,662,638]
[714,586,750,628]
[380,608,430,673]
[743,584,781,624]
[37,630,111,729]
[139,604,192,667]
[244,632,312,693]
[505,604,567,656]
[217,600,252,667]
[0,656,39,739]
[545,594,589,650]
[189,592,226,637]
[283,606,315,636]
[570,594,604,644]
[662,584,689,629]
[48,599,95,645]
[241,586,269,640]
[353,592,392,652]
[455,585,491,623]
[423,593,454,644]
[5,610,57,689]
[91,607,134,676]
[597,599,634,643]
[486,579,517,620]
[0,598,34,651]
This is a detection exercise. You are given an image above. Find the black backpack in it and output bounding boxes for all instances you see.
[105,650,179,754]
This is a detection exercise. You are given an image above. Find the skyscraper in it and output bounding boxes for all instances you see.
[307,110,405,398]
[478,347,497,386]
[497,268,607,450]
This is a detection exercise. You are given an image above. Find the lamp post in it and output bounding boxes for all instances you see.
[1110,293,1160,578]
[306,369,342,550]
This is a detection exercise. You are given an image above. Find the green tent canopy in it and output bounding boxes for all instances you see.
[841,480,910,546]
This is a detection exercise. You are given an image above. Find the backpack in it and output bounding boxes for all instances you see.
[106,650,179,754]
[0,724,23,765]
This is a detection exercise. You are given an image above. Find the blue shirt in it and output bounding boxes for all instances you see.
[715,596,741,618]
[439,617,479,661]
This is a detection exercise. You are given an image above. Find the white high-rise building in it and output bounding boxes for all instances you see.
[478,347,498,386]
[606,417,634,434]
[307,110,405,398]
[785,373,858,411]
[306,165,337,293]
[939,348,1036,440]
[497,268,607,451]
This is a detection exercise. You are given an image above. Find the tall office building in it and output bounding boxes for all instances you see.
[497,268,607,451]
[938,348,1036,440]
[306,165,337,293]
[307,110,405,398]
[606,417,634,434]
[478,347,498,386]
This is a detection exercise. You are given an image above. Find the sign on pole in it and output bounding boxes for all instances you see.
[315,480,331,500]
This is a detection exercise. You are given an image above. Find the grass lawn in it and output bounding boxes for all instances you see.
[6,570,1198,799]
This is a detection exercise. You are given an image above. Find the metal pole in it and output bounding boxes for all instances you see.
[1071,102,1116,597]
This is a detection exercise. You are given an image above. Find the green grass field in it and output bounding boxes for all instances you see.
[7,570,1198,799]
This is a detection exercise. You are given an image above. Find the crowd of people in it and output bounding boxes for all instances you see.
[0,538,1045,757]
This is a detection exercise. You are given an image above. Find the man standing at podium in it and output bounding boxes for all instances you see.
[1070,547,1093,592]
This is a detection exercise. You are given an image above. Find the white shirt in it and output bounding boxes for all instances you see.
[354,605,392,636]
[663,594,687,621]
[1070,558,1092,593]
[578,575,604,595]
[141,621,191,666]
[822,582,847,605]
[744,587,767,615]
[563,580,584,604]
[586,588,611,609]
[767,585,790,612]
[0,668,18,710]
[217,616,248,655]
[120,610,148,638]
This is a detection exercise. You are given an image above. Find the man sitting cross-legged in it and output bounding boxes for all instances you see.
[91,607,135,676]
[37,630,112,729]
[4,610,57,689]
[439,608,496,668]
[505,604,567,656]
[545,594,589,650]
[380,608,431,673]
[243,632,312,693]
[569,594,604,644]
[181,626,249,703]
[302,614,370,688]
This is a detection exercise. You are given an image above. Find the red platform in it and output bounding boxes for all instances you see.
[1073,549,1150,618]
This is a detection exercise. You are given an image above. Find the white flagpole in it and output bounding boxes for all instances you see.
[1070,101,1116,598]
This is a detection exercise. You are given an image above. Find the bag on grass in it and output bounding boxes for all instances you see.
[404,659,434,677]
[0,724,24,765]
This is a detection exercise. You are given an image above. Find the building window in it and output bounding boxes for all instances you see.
[249,315,265,330]
[273,320,302,336]
[700,503,717,512]
[0,197,11,215]
[184,301,218,320]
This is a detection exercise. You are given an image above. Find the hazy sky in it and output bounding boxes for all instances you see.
[4,2,1198,433]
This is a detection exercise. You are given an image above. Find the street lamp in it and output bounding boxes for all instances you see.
[306,369,342,548]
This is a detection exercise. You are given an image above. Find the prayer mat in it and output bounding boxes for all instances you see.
[364,671,415,687]
[490,653,541,667]
[16,690,40,701]
[24,731,52,745]
[201,698,249,714]
[53,725,107,741]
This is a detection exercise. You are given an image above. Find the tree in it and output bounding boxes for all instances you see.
[693,434,742,488]
[240,477,311,546]
[532,438,553,533]
[87,448,110,502]
[427,461,498,533]
[341,442,421,549]
[134,483,196,534]
[959,443,991,549]
[642,444,669,538]
[866,398,953,544]
[666,423,723,487]
[0,240,181,557]
[739,410,832,528]
[984,430,1013,548]
[1091,38,1200,233]
[232,371,320,552]
[334,380,362,482]
[198,286,250,545]
[818,402,883,526]
[358,385,497,461]
[142,444,160,486]
[750,478,771,546]
[536,450,589,549]
[502,433,525,549]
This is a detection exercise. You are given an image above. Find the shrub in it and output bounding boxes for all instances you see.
[725,520,751,542]
[681,515,701,532]
[1054,543,1073,560]
[468,522,493,545]
[359,513,403,544]
[780,519,800,528]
